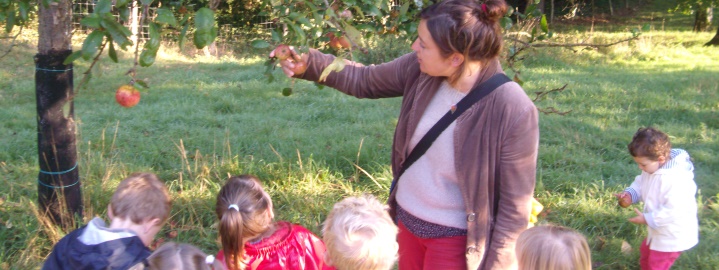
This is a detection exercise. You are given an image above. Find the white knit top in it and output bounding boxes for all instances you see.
[396,80,468,230]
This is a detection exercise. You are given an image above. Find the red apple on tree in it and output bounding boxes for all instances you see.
[327,32,351,50]
[289,53,309,75]
[115,84,141,108]
[274,44,292,60]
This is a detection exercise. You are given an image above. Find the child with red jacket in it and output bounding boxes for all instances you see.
[214,175,334,270]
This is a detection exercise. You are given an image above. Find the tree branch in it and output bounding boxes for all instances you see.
[74,39,109,95]
[0,26,24,60]
[505,35,639,48]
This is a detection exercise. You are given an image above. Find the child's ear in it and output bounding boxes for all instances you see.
[266,205,275,220]
[107,205,114,219]
[143,218,162,233]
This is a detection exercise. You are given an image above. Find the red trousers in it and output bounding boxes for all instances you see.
[640,238,682,270]
[397,221,467,270]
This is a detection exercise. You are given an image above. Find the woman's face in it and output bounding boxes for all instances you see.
[411,20,456,77]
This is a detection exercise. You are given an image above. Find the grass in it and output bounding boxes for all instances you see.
[2,4,719,270]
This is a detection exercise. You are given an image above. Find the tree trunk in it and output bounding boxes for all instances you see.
[36,0,82,227]
[694,7,709,32]
[706,21,719,46]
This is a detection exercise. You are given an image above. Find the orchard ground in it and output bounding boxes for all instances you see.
[2,5,719,270]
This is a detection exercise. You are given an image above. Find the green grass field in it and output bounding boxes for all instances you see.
[1,3,719,269]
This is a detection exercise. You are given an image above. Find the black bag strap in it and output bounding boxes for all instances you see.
[389,73,511,194]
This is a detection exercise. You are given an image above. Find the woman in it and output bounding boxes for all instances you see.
[273,0,538,268]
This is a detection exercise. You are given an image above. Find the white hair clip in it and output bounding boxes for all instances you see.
[206,255,215,264]
[228,204,240,211]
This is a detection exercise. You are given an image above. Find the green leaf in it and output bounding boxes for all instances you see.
[193,28,217,49]
[118,7,130,22]
[500,17,513,30]
[296,17,312,27]
[155,7,178,26]
[351,6,364,18]
[5,8,15,33]
[400,1,410,16]
[94,0,112,14]
[178,21,189,49]
[313,82,324,90]
[304,1,318,11]
[525,5,536,17]
[115,0,131,8]
[63,51,83,65]
[540,14,548,33]
[287,22,306,45]
[343,23,362,46]
[140,0,153,5]
[251,39,271,49]
[193,8,217,48]
[271,29,281,43]
[144,23,161,50]
[18,1,30,21]
[139,48,158,67]
[81,30,105,60]
[80,14,102,28]
[108,40,118,63]
[531,9,542,18]
[101,16,132,49]
[194,8,215,31]
[319,56,346,82]
[366,6,381,17]
[135,79,149,88]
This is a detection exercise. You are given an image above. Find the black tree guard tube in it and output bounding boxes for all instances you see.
[35,50,83,227]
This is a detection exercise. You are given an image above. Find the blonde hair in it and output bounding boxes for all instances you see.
[516,225,592,270]
[322,195,398,270]
[146,242,222,270]
[215,175,274,270]
[110,172,171,224]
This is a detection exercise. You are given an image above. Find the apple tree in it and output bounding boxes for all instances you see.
[1,0,217,226]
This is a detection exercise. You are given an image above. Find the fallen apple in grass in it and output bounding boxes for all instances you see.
[115,84,140,108]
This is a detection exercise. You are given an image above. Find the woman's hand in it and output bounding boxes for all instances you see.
[269,45,309,77]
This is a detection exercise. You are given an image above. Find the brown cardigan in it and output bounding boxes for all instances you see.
[299,49,539,270]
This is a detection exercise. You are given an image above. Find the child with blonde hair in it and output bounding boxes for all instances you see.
[322,195,399,270]
[214,174,334,270]
[43,172,171,269]
[144,242,224,270]
[515,225,592,270]
[615,127,698,270]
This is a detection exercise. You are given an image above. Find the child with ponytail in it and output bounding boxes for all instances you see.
[214,175,334,270]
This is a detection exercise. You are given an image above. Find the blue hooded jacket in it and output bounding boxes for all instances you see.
[42,217,150,270]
